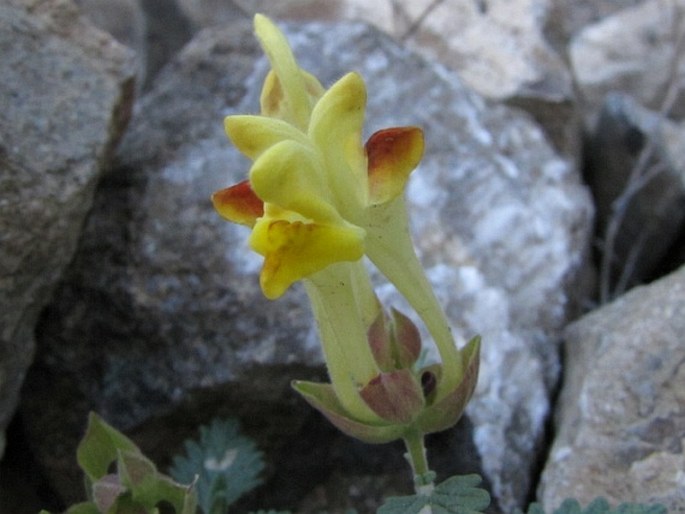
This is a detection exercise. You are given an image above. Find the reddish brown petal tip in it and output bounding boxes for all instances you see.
[212,179,264,226]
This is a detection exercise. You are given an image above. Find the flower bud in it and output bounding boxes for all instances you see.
[390,308,421,369]
[359,369,425,423]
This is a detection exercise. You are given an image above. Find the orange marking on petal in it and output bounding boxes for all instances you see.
[366,126,424,204]
[211,179,264,227]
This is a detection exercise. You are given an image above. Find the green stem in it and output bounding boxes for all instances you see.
[403,429,435,494]
[304,261,383,424]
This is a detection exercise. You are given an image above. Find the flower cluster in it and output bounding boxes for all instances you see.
[213,14,479,446]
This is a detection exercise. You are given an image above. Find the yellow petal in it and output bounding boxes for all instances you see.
[309,72,367,138]
[249,139,339,224]
[249,218,365,299]
[225,115,308,160]
[308,72,368,214]
[300,69,326,102]
[260,69,325,122]
[366,127,424,205]
[254,14,319,130]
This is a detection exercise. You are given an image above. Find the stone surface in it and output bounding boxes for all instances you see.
[180,0,393,31]
[139,0,194,88]
[397,0,577,157]
[20,20,321,505]
[0,0,135,458]
[544,0,644,56]
[395,0,568,98]
[74,0,146,53]
[538,265,685,512]
[75,0,195,90]
[21,18,593,512]
[178,0,577,156]
[210,0,573,104]
[586,93,685,300]
[570,0,685,128]
[74,0,147,82]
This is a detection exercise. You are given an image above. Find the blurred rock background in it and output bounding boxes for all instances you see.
[1,0,684,513]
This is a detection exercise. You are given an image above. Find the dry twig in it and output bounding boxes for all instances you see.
[598,0,685,303]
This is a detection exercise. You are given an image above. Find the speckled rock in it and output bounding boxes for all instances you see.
[20,20,320,505]
[22,19,593,511]
[397,0,578,157]
[179,0,578,157]
[180,0,393,31]
[544,0,644,55]
[0,0,135,458]
[74,0,146,53]
[538,264,685,512]
[74,0,147,82]
[192,0,571,103]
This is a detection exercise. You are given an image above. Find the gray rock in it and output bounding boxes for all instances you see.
[21,20,320,505]
[22,19,593,511]
[74,0,146,53]
[139,0,195,88]
[538,264,685,512]
[393,0,578,156]
[586,92,685,301]
[75,0,195,91]
[74,0,147,83]
[544,0,644,56]
[179,0,578,157]
[0,0,135,458]
[190,0,392,29]
[569,0,685,128]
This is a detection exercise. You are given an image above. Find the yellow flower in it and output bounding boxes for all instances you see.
[212,14,477,440]
[213,15,424,301]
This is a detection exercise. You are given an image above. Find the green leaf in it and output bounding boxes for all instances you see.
[118,450,198,514]
[54,413,197,514]
[92,474,126,512]
[63,503,101,514]
[518,498,668,514]
[170,418,265,514]
[118,451,158,491]
[77,412,141,482]
[378,474,490,514]
[104,493,149,513]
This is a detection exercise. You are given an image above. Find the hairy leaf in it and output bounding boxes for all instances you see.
[77,412,140,483]
[378,474,490,514]
[170,418,265,514]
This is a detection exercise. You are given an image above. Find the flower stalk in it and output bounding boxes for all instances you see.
[404,428,435,493]
[304,262,382,423]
